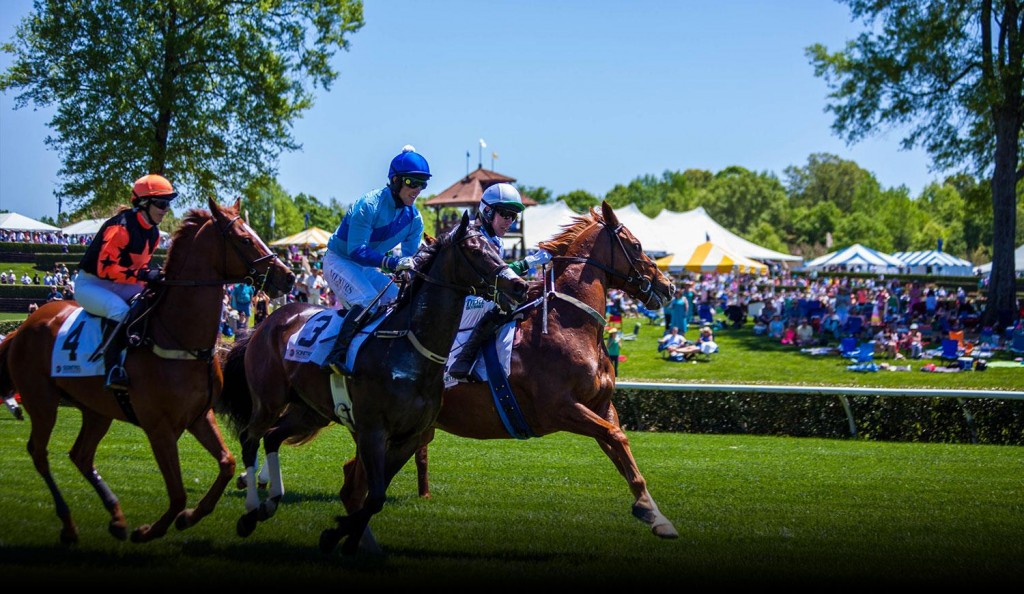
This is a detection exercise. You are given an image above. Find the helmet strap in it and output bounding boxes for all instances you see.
[388,177,404,206]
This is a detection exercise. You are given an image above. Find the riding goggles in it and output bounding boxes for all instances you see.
[149,198,173,210]
[493,207,519,221]
[402,176,429,190]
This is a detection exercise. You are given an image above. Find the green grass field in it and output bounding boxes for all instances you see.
[0,409,1021,586]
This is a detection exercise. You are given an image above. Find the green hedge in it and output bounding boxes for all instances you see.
[613,388,1024,445]
[0,242,88,255]
[0,285,51,299]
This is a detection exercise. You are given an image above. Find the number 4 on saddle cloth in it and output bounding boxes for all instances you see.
[51,308,110,377]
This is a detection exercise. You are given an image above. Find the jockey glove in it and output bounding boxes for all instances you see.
[139,268,164,284]
[383,256,416,272]
[525,249,553,267]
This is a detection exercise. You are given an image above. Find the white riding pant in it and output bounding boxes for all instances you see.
[321,250,398,310]
[74,271,145,323]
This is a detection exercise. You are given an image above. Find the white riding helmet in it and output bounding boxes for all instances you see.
[480,183,525,220]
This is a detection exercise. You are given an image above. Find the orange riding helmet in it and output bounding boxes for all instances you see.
[131,174,178,207]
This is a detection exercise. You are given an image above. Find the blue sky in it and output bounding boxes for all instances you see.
[0,1,943,223]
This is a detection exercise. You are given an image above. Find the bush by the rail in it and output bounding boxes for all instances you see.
[613,388,1024,446]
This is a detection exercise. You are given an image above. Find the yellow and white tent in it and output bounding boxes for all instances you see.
[270,226,332,249]
[677,241,768,274]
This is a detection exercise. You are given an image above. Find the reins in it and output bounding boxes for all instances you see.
[377,228,511,364]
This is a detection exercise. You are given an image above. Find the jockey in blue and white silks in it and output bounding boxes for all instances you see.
[319,145,430,374]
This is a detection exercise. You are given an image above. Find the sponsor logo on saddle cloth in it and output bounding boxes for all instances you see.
[285,309,386,430]
[444,296,516,388]
[52,307,106,377]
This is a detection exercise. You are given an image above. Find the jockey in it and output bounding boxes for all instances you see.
[320,145,429,374]
[76,173,173,391]
[447,182,552,380]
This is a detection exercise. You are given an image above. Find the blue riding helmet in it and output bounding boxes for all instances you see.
[388,146,431,180]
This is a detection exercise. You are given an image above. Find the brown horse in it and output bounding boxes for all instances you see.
[216,212,529,554]
[0,197,294,545]
[347,200,679,540]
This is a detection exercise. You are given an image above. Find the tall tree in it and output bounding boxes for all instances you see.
[807,0,1022,327]
[0,0,364,211]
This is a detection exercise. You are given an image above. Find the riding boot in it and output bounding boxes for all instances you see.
[321,305,365,374]
[103,325,130,392]
[448,308,504,381]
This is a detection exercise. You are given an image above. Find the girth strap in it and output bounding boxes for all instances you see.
[374,329,448,365]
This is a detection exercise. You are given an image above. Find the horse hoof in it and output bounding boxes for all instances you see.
[319,528,342,553]
[59,527,79,547]
[340,535,360,556]
[652,521,679,539]
[237,511,259,538]
[257,497,280,521]
[108,521,128,541]
[130,525,152,543]
[175,510,195,532]
[235,475,247,490]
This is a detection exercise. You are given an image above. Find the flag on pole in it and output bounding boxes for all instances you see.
[466,150,470,158]
[492,152,498,159]
[479,138,487,148]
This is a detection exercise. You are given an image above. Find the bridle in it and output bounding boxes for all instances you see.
[159,214,284,292]
[409,227,512,306]
[552,220,663,308]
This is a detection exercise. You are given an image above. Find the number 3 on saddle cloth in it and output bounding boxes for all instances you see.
[51,308,109,377]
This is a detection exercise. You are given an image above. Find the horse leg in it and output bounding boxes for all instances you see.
[68,410,128,541]
[24,396,79,546]
[132,427,187,543]
[565,401,679,539]
[256,418,299,521]
[175,409,234,532]
[236,428,264,538]
[321,428,394,555]
[414,427,436,499]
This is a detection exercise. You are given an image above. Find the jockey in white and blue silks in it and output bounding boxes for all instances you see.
[320,145,430,374]
[447,182,552,381]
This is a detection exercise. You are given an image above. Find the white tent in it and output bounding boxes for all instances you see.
[0,212,60,232]
[521,200,579,249]
[975,244,1024,274]
[61,218,106,236]
[891,250,974,276]
[652,207,801,266]
[805,243,905,273]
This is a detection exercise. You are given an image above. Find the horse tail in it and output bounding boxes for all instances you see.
[214,333,252,438]
[0,329,18,397]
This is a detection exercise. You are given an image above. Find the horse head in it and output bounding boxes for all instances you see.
[539,201,673,311]
[206,197,296,298]
[416,211,529,311]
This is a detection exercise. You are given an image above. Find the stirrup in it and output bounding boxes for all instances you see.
[105,365,130,391]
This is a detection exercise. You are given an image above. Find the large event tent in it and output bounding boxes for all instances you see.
[975,243,1024,274]
[61,218,106,236]
[269,226,332,249]
[804,243,905,273]
[0,212,60,232]
[521,203,800,270]
[678,241,768,274]
[521,200,579,249]
[891,250,973,276]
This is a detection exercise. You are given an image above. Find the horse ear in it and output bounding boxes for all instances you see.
[601,201,619,226]
[458,210,470,234]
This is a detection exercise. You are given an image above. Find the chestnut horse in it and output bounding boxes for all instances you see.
[0,197,294,545]
[216,213,529,554]
[349,200,679,540]
[229,202,678,542]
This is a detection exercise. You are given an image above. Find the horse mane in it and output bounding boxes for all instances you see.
[538,207,604,255]
[164,208,214,264]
